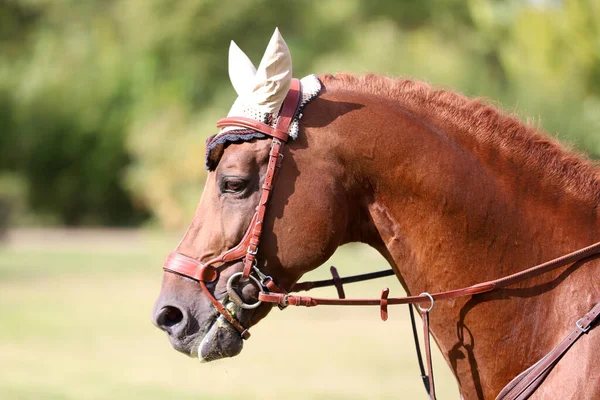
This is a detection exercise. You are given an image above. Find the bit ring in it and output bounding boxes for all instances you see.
[226,272,263,310]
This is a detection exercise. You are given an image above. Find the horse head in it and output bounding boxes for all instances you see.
[152,29,355,361]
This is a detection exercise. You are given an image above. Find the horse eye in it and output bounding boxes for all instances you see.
[222,178,247,193]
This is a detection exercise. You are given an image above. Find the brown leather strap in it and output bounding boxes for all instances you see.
[409,305,431,396]
[215,78,301,144]
[242,138,285,277]
[259,242,600,308]
[380,288,389,321]
[200,279,251,339]
[216,117,289,142]
[274,80,302,135]
[241,78,301,278]
[163,253,250,339]
[263,277,285,294]
[163,252,216,282]
[421,308,436,400]
[496,301,600,400]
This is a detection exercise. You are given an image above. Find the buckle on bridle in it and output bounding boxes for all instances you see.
[247,245,258,256]
[576,317,591,333]
[252,264,273,286]
[280,294,290,308]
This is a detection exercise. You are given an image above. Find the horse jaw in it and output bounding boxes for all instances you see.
[198,314,244,362]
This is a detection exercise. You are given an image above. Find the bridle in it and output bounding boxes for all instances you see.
[163,78,600,399]
[163,78,302,339]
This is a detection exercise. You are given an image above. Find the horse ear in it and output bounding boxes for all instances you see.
[250,27,293,113]
[228,40,257,97]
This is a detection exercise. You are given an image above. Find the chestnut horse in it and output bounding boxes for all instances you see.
[152,39,600,398]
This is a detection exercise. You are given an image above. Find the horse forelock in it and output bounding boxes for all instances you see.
[319,73,600,205]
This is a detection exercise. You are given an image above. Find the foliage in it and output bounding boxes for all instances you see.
[0,172,27,238]
[0,0,599,227]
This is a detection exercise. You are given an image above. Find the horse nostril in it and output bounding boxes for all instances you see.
[155,306,185,334]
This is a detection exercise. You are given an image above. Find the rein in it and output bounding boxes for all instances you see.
[163,80,600,399]
[263,242,600,400]
[260,241,600,310]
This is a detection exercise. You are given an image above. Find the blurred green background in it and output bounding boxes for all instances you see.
[1,0,599,399]
[1,233,461,399]
[0,0,599,228]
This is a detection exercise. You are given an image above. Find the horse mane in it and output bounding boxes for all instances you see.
[319,73,600,204]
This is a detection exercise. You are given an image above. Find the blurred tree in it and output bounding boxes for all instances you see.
[0,0,598,228]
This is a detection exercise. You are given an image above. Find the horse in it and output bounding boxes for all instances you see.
[152,29,600,399]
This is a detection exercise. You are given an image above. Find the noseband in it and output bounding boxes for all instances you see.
[163,78,302,339]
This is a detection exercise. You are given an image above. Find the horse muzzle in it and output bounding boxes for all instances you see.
[198,311,244,362]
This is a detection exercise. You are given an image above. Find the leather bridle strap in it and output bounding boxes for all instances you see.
[408,305,432,396]
[259,241,600,309]
[221,78,302,279]
[216,117,290,142]
[258,243,600,400]
[164,252,250,338]
[163,78,302,339]
[240,137,283,278]
[420,306,436,400]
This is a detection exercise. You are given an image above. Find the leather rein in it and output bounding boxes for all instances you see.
[163,79,600,399]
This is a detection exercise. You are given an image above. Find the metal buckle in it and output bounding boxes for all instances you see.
[576,317,591,333]
[247,245,258,256]
[252,265,287,309]
[252,265,273,286]
[280,294,289,307]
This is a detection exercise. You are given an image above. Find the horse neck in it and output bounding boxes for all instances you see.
[320,88,600,397]
[326,89,600,291]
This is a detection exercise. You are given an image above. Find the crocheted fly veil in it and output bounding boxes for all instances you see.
[205,29,321,170]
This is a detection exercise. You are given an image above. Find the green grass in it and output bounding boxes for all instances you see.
[0,229,460,399]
